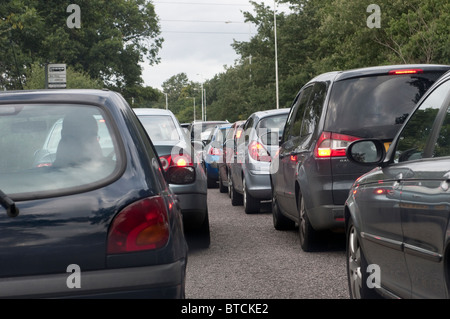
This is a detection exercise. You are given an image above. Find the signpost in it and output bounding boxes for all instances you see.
[45,63,67,89]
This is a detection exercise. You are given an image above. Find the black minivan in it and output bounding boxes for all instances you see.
[270,64,450,252]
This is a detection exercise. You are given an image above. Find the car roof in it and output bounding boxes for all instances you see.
[249,108,290,120]
[0,88,120,103]
[133,108,175,117]
[307,64,450,84]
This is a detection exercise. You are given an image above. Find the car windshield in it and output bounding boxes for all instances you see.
[0,104,119,198]
[138,115,180,142]
[325,72,444,139]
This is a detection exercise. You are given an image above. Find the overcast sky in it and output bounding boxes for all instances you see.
[141,0,291,90]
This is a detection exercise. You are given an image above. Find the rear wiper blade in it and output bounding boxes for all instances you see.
[0,189,19,217]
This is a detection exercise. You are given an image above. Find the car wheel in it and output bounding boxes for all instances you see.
[187,211,211,249]
[207,175,217,188]
[230,174,243,206]
[272,192,295,230]
[227,170,232,198]
[298,196,319,252]
[347,219,379,299]
[243,177,260,214]
[218,171,227,193]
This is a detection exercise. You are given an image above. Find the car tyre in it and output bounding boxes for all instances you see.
[272,192,295,230]
[218,171,227,193]
[227,170,232,198]
[230,175,243,206]
[243,177,260,214]
[188,211,211,249]
[298,196,320,252]
[347,219,379,299]
[207,175,217,188]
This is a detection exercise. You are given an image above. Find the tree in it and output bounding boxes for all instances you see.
[23,62,102,89]
[0,0,163,90]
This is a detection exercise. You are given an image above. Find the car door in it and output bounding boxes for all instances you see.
[396,78,450,298]
[277,85,313,217]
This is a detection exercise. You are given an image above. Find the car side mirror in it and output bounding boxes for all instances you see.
[166,166,196,184]
[346,139,386,166]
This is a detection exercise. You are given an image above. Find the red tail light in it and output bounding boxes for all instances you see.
[159,154,193,171]
[208,147,222,156]
[388,69,423,75]
[314,132,360,158]
[248,141,271,162]
[107,196,170,254]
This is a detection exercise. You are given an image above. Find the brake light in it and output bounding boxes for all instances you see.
[388,69,423,75]
[248,141,271,162]
[107,196,170,254]
[314,132,360,158]
[208,147,222,156]
[159,154,193,171]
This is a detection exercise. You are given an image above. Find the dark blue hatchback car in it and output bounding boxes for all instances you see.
[0,89,188,298]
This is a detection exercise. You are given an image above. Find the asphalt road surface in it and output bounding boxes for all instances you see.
[185,186,350,299]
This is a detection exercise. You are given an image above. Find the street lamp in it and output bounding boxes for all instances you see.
[273,0,279,109]
[164,93,168,110]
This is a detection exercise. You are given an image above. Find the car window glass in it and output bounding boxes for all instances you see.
[300,82,327,137]
[395,80,450,162]
[0,104,120,197]
[326,72,443,139]
[138,115,180,141]
[433,89,450,158]
[285,85,313,140]
[257,114,288,145]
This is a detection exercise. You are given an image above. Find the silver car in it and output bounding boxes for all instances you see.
[229,108,289,213]
[134,108,210,248]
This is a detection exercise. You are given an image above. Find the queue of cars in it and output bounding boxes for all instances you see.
[1,63,449,299]
[203,64,450,299]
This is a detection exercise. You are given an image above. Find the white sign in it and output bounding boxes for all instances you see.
[47,63,67,89]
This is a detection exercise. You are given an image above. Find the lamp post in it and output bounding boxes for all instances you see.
[273,0,279,109]
[164,93,168,110]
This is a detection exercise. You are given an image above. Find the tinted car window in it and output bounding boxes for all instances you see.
[325,72,442,139]
[300,82,327,137]
[0,104,120,197]
[434,102,450,157]
[395,80,450,162]
[284,85,313,141]
[138,115,180,142]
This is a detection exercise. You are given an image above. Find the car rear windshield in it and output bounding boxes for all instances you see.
[138,115,180,142]
[325,72,445,140]
[0,104,121,199]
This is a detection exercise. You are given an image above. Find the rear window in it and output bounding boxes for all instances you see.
[325,72,445,139]
[0,104,121,199]
[138,115,180,142]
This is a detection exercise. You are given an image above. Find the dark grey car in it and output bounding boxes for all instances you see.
[345,70,450,299]
[270,64,450,252]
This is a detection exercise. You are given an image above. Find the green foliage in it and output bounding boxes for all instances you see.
[1,0,162,90]
[23,62,103,89]
[199,0,450,123]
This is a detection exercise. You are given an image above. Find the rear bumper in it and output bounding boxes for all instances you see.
[245,169,271,200]
[0,260,186,299]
